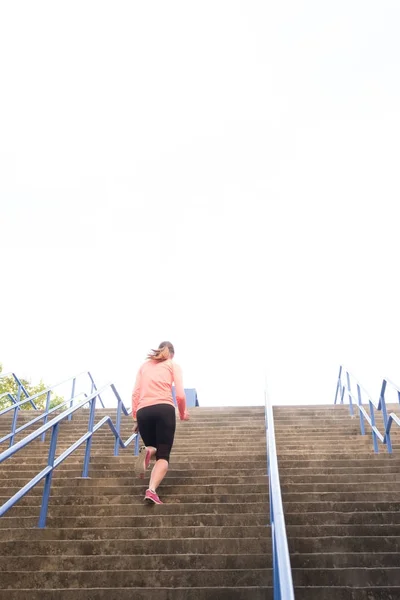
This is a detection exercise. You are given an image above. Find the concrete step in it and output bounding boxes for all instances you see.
[273,418,357,423]
[1,451,268,459]
[292,553,400,568]
[5,502,269,517]
[1,552,399,571]
[35,434,267,441]
[0,424,265,430]
[0,468,267,478]
[8,532,400,557]
[293,568,400,586]
[3,510,400,529]
[0,474,267,486]
[0,513,267,529]
[278,459,399,467]
[0,525,270,541]
[6,523,400,542]
[287,524,400,537]
[280,482,400,492]
[294,588,400,600]
[3,567,400,589]
[289,536,400,553]
[285,511,400,525]
[281,473,400,483]
[280,466,400,475]
[54,428,264,436]
[282,491,400,502]
[277,453,391,459]
[265,440,395,448]
[0,587,273,599]
[0,554,269,571]
[283,501,400,513]
[0,538,270,556]
[2,459,267,469]
[1,480,267,496]
[9,499,400,518]
[0,569,272,588]
[1,492,268,507]
[2,585,400,599]
[76,420,265,427]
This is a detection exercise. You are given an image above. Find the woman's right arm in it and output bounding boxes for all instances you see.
[173,363,189,420]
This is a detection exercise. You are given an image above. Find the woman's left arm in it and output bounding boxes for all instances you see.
[131,368,142,423]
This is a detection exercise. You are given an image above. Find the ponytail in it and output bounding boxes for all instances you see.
[147,341,175,362]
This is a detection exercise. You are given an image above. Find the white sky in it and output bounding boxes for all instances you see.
[1,1,400,408]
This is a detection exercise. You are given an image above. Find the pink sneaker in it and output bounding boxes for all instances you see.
[135,447,151,479]
[144,489,163,504]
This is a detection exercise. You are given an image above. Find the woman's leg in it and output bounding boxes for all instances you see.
[148,405,176,492]
[148,459,169,491]
[136,408,157,477]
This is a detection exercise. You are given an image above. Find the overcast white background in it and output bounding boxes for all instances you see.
[1,1,399,408]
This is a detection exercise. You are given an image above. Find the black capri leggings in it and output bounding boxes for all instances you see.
[136,404,176,462]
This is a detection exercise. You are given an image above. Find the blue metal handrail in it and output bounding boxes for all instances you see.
[0,383,139,528]
[265,383,295,600]
[0,392,88,447]
[0,392,17,406]
[0,371,104,448]
[0,372,36,408]
[112,384,134,455]
[334,365,400,453]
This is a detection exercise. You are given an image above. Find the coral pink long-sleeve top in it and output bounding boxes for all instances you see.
[131,359,187,419]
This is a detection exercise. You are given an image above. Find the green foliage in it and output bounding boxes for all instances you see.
[0,363,64,411]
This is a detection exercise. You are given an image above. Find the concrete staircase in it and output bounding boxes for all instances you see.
[1,403,400,598]
[0,406,271,599]
[275,404,400,599]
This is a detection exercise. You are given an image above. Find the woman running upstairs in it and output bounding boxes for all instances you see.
[132,341,190,505]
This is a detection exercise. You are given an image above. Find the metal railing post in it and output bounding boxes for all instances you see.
[89,373,105,408]
[357,384,365,435]
[334,366,343,404]
[39,422,60,528]
[346,371,354,416]
[41,391,52,442]
[340,386,345,404]
[272,521,279,600]
[369,401,379,453]
[82,396,97,478]
[114,399,122,456]
[68,378,76,421]
[134,432,140,456]
[379,381,392,453]
[9,407,19,448]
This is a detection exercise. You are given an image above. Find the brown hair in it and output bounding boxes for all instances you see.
[146,341,175,362]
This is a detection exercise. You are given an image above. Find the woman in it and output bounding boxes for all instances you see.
[132,341,189,504]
